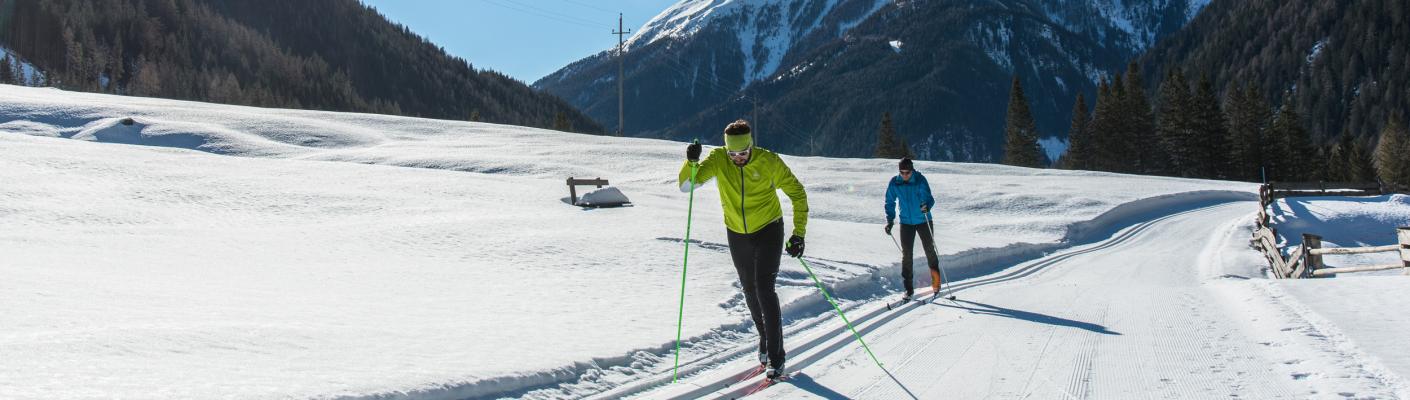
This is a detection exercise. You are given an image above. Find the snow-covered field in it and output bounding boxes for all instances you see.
[1,84,1405,399]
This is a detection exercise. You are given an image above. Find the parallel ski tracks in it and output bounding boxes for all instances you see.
[601,204,1233,399]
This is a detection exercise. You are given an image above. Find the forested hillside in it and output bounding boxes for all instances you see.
[0,0,601,132]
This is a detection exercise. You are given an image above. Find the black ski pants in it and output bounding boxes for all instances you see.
[726,219,785,368]
[899,221,939,294]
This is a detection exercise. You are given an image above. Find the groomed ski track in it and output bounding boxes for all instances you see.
[616,200,1397,399]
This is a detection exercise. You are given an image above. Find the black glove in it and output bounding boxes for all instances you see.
[920,204,929,213]
[785,235,805,258]
[686,141,702,162]
[884,222,893,235]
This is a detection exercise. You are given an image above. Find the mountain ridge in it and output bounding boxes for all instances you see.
[536,0,1207,161]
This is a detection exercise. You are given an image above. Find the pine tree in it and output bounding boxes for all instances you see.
[0,54,14,84]
[1156,70,1195,177]
[1088,79,1119,172]
[14,62,27,87]
[553,111,572,132]
[1063,93,1092,170]
[1122,63,1160,174]
[1104,73,1136,173]
[130,56,161,96]
[1327,131,1354,182]
[1224,84,1267,182]
[875,112,906,158]
[1003,77,1046,167]
[1374,113,1410,191]
[1348,135,1377,183]
[1268,99,1314,181]
[1190,74,1230,179]
[896,135,915,159]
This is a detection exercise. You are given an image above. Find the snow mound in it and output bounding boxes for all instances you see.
[576,186,632,208]
[70,117,209,151]
[0,120,62,137]
[65,117,307,155]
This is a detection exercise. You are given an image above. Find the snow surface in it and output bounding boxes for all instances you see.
[648,198,1407,399]
[1038,135,1068,164]
[4,85,1406,399]
[748,202,1403,399]
[1247,194,1410,395]
[1307,39,1328,65]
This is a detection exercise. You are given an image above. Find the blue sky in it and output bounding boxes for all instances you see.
[360,0,679,84]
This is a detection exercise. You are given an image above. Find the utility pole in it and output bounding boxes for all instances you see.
[613,13,631,137]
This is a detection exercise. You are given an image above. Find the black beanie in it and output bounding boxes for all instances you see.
[899,158,914,171]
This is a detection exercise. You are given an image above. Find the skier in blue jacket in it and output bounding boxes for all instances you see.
[884,158,941,300]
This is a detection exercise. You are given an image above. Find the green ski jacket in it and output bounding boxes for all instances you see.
[678,147,808,237]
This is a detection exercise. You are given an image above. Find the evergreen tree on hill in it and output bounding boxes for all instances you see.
[874,112,912,159]
[1088,79,1120,172]
[1156,70,1195,177]
[1062,93,1092,170]
[1347,135,1378,183]
[1225,84,1271,182]
[1121,63,1160,175]
[1190,74,1230,179]
[1268,100,1315,182]
[1374,114,1410,191]
[1003,77,1046,168]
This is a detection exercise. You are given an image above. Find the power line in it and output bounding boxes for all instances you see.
[558,0,614,14]
[503,0,607,27]
[481,0,603,30]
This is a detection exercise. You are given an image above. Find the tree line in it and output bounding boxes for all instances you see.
[998,63,1409,190]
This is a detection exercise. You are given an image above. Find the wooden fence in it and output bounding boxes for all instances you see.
[1301,230,1410,277]
[1252,182,1408,278]
[566,177,609,206]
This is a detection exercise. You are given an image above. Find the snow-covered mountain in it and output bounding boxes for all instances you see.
[622,0,893,85]
[535,0,1210,161]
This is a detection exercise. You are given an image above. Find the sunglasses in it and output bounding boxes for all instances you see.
[727,147,752,157]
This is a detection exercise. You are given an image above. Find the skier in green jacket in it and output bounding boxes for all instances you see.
[679,119,808,380]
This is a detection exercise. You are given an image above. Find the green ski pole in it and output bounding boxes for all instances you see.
[673,140,701,383]
[795,256,886,369]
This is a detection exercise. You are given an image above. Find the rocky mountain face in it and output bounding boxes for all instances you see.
[537,0,1208,161]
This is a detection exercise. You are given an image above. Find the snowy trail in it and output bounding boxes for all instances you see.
[700,201,1394,399]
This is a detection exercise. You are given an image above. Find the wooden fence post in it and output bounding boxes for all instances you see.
[566,177,579,205]
[1302,233,1323,278]
[1399,227,1409,275]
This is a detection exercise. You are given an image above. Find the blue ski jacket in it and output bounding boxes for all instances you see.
[884,170,936,225]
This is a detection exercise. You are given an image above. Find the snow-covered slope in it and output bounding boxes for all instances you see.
[0,46,45,85]
[0,85,1305,399]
